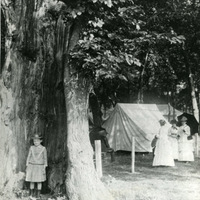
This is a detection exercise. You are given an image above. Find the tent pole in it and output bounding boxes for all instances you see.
[172,89,176,119]
[95,140,103,178]
[168,103,171,122]
[131,137,135,173]
[167,87,171,122]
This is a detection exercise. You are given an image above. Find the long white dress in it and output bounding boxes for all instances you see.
[178,124,194,162]
[168,126,179,160]
[153,125,175,166]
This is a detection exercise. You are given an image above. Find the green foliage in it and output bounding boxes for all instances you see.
[68,1,144,104]
[143,0,200,109]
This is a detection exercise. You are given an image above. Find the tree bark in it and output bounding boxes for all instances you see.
[0,0,38,191]
[62,17,113,200]
[189,72,199,121]
[1,7,6,70]
[0,0,67,194]
[64,72,114,200]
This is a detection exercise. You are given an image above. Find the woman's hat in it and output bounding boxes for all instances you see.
[180,116,187,122]
[32,134,43,140]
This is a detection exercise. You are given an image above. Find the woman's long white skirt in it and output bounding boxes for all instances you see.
[169,138,179,159]
[178,140,194,162]
[153,138,175,166]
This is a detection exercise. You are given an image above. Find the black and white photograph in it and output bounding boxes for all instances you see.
[0,0,200,200]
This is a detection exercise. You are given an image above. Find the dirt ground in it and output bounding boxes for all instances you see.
[102,152,200,200]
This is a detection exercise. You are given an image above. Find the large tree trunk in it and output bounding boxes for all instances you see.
[0,0,67,195]
[62,16,113,200]
[64,73,113,200]
[0,0,42,192]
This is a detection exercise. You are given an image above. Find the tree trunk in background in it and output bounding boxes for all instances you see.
[172,89,176,120]
[137,52,149,103]
[167,86,171,122]
[188,71,199,121]
[89,93,102,127]
[183,49,199,121]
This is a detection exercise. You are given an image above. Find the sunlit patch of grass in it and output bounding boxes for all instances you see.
[102,152,200,200]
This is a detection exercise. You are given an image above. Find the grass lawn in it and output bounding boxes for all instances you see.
[1,152,199,200]
[102,152,200,200]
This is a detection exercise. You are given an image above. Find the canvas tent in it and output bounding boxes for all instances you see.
[157,104,183,121]
[103,103,170,152]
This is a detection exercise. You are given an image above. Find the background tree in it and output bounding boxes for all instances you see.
[89,0,200,120]
[73,0,189,115]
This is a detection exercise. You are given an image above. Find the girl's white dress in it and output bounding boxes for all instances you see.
[178,124,194,162]
[26,145,48,182]
[168,126,179,159]
[153,125,175,166]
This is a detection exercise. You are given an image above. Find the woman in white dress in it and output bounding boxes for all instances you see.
[168,120,179,160]
[178,116,194,162]
[153,119,175,167]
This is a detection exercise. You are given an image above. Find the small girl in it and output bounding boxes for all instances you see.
[26,134,48,199]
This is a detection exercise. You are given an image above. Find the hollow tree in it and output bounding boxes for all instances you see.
[0,0,114,199]
[0,0,67,194]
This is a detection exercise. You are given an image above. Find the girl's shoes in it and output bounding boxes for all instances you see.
[29,189,41,200]
[29,189,34,197]
[36,189,41,199]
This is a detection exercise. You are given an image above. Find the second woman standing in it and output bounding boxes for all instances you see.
[168,120,179,160]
